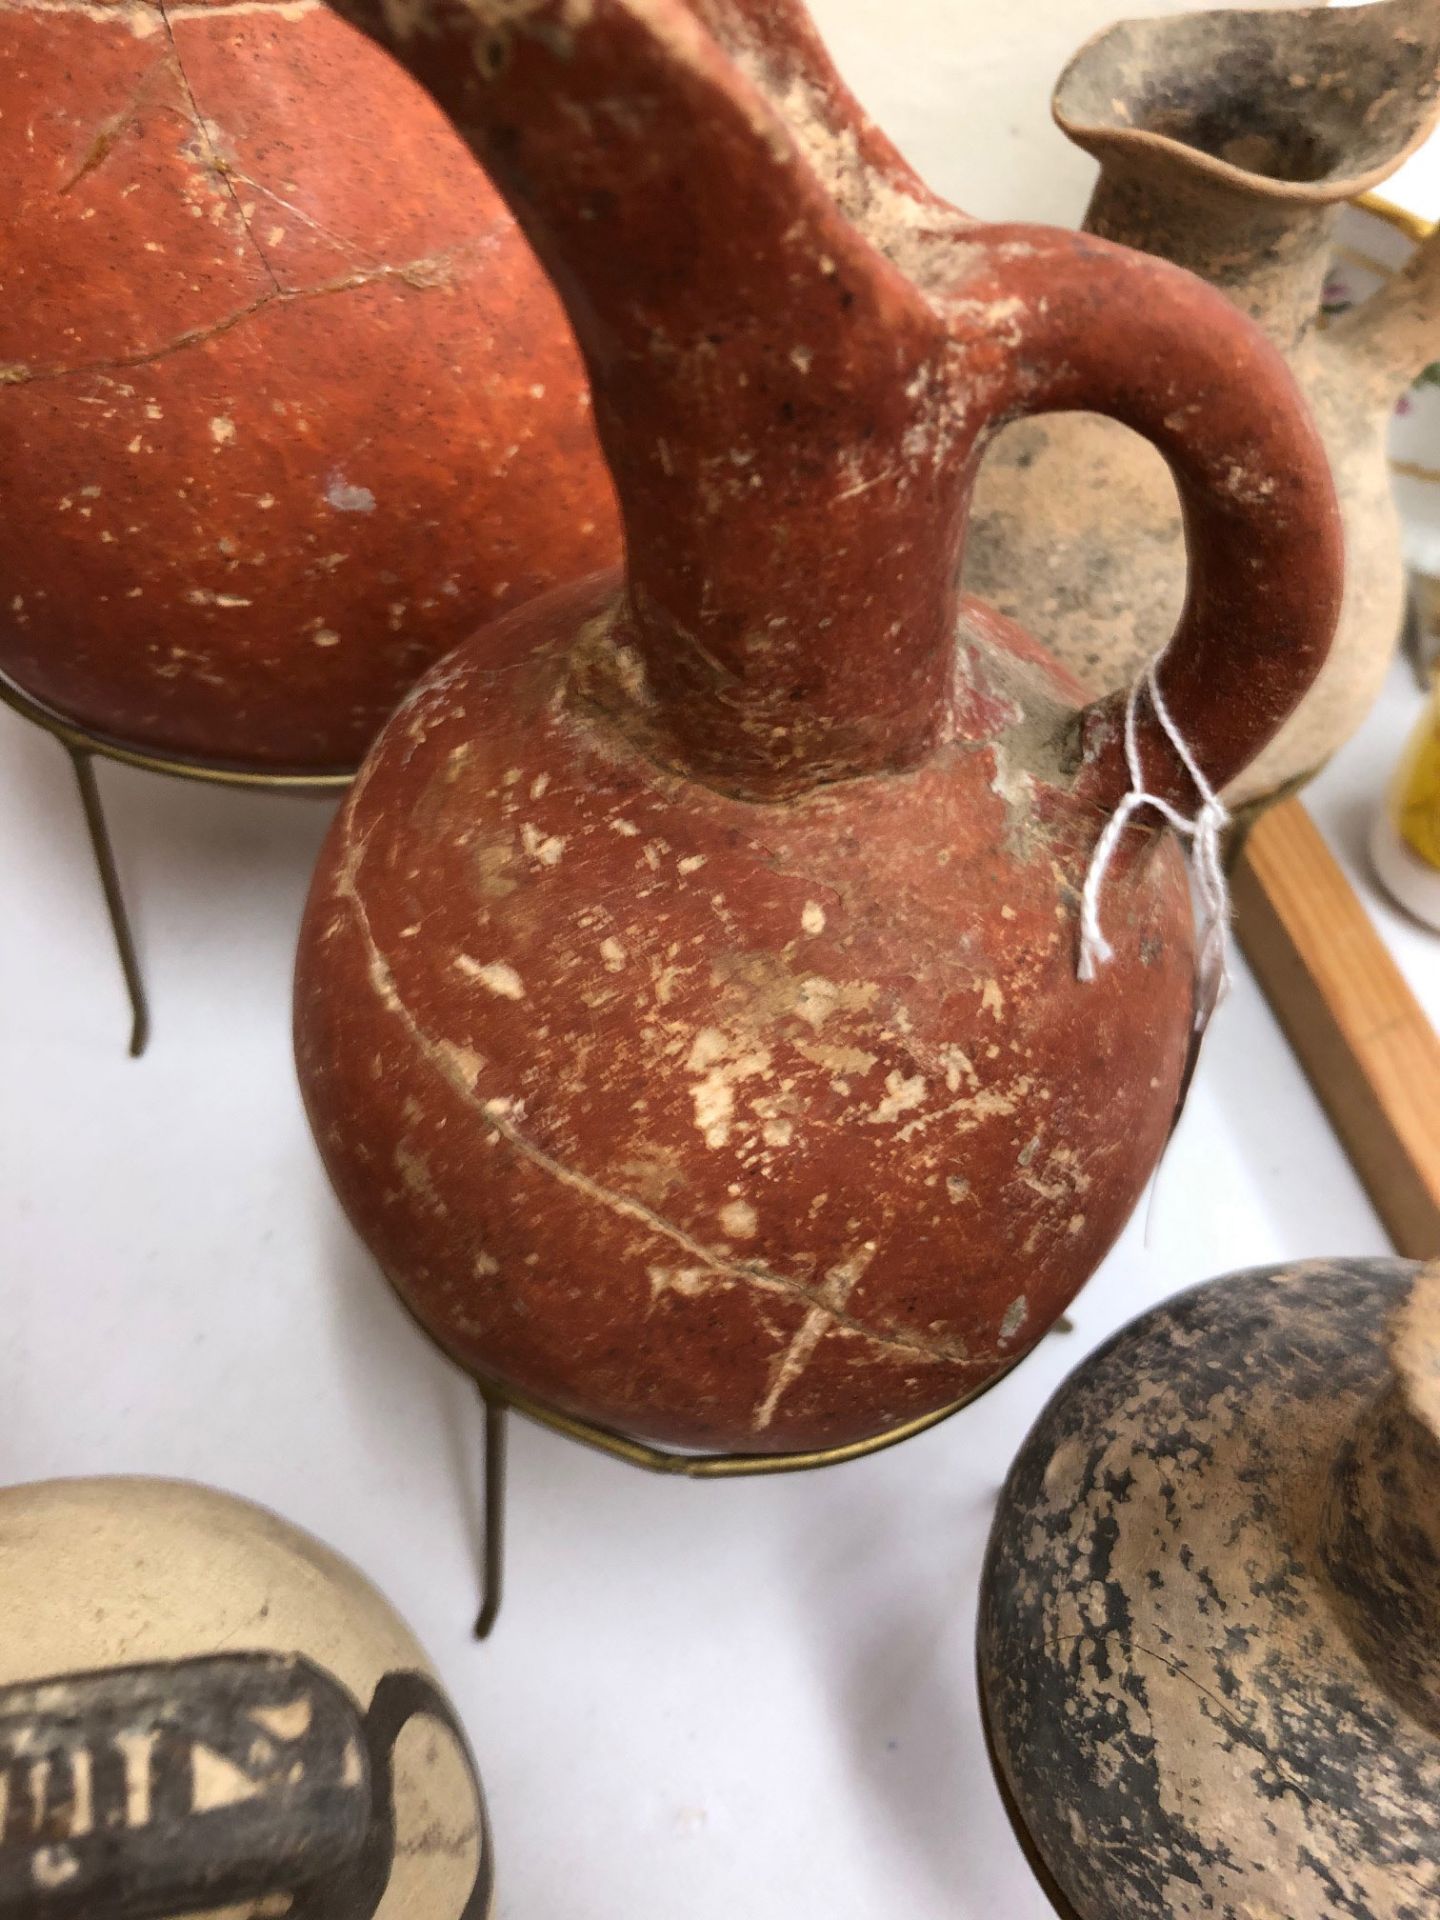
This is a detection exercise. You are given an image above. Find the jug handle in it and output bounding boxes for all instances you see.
[1321,222,1440,402]
[963,226,1343,815]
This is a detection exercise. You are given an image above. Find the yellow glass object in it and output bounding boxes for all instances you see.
[1395,675,1440,871]
[1372,667,1440,930]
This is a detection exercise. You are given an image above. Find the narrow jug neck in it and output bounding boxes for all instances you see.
[1085,162,1335,355]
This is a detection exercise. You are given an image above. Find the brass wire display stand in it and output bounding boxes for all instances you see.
[0,669,353,1056]
[471,1367,1016,1639]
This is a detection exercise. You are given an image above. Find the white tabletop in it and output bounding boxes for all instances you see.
[0,3,1425,1915]
[0,705,1395,1920]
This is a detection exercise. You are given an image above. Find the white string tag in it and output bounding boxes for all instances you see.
[1076,659,1233,1042]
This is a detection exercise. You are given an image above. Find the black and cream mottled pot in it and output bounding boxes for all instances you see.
[980,1257,1440,1920]
[0,1477,492,1920]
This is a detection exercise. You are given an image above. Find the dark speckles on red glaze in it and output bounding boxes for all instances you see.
[0,0,617,768]
[294,0,1343,1452]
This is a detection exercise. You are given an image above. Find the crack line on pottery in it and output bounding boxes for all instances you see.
[0,243,496,388]
[1053,1630,1340,1831]
[57,51,175,194]
[222,165,389,272]
[1051,1620,1437,1901]
[156,0,286,297]
[2,0,321,13]
[331,822,992,1374]
[165,0,322,12]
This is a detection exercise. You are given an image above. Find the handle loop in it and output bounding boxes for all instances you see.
[960,224,1344,814]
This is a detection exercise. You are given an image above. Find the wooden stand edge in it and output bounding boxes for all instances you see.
[1232,797,1440,1260]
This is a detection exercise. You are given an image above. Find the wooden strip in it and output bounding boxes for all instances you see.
[1232,797,1440,1258]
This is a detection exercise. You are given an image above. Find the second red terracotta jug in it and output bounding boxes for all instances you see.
[0,0,616,769]
[295,0,1342,1453]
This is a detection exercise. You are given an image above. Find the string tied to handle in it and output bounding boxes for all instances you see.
[1077,660,1232,1030]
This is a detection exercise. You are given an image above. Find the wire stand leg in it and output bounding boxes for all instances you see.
[473,1388,508,1641]
[67,746,149,1057]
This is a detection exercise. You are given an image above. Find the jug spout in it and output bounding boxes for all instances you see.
[1058,0,1440,197]
[1056,0,1440,349]
[332,0,972,801]
[685,0,951,219]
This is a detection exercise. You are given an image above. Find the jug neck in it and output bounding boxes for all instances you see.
[324,0,1351,819]
[1084,162,1335,355]
[361,0,974,801]
[1055,0,1440,358]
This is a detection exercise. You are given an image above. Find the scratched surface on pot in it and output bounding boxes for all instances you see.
[294,0,1341,1454]
[0,0,617,766]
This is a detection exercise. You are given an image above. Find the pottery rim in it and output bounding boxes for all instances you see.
[1053,0,1440,205]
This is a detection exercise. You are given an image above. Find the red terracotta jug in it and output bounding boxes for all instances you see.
[295,0,1342,1453]
[0,0,616,769]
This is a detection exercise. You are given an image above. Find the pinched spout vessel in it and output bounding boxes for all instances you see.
[967,0,1440,813]
[295,0,1341,1453]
